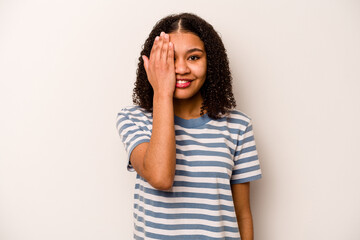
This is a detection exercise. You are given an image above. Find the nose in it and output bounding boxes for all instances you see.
[174,58,190,75]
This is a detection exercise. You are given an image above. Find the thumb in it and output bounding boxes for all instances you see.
[142,55,149,72]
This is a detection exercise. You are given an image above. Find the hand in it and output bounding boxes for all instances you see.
[142,32,176,98]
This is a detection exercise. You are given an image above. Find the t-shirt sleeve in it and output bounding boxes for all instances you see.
[116,108,151,171]
[231,120,262,184]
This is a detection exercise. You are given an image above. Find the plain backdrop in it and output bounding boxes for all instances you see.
[1,0,359,239]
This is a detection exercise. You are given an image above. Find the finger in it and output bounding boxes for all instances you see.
[155,32,165,61]
[149,36,159,61]
[167,42,174,66]
[161,33,169,61]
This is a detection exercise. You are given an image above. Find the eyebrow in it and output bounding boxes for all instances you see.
[186,48,204,54]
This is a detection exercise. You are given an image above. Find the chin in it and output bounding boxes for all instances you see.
[173,94,193,100]
[173,91,200,100]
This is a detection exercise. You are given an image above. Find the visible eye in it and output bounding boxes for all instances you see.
[188,55,200,61]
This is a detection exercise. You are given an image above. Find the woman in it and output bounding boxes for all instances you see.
[116,12,262,240]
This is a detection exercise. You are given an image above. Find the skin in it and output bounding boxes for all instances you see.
[232,182,254,240]
[169,32,207,119]
[130,31,254,239]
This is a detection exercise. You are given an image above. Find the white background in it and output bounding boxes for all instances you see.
[1,0,359,239]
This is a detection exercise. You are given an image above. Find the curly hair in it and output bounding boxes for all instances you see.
[132,12,236,119]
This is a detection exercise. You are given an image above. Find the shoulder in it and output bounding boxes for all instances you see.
[116,105,153,129]
[227,109,252,120]
[223,109,252,125]
[117,105,152,119]
[212,109,253,134]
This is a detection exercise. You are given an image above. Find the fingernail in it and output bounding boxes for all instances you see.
[155,36,159,41]
[161,32,165,36]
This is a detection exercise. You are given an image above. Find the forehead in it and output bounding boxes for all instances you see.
[168,32,205,51]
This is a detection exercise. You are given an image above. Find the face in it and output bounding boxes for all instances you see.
[169,32,207,100]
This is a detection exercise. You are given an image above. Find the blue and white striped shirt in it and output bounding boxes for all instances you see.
[116,105,262,239]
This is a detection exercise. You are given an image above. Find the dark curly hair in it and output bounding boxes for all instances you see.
[132,12,236,119]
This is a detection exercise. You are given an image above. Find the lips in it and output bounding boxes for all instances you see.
[176,79,192,88]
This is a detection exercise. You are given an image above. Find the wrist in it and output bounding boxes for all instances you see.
[153,92,174,101]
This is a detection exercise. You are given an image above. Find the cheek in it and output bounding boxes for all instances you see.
[193,62,207,78]
[200,65,207,79]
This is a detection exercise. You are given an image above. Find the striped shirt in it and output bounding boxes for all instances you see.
[116,105,262,239]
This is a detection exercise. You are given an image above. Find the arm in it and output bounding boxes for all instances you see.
[129,32,176,191]
[129,95,175,190]
[231,182,254,240]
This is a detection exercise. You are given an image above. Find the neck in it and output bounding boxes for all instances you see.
[173,92,205,120]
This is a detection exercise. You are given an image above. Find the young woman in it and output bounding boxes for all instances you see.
[116,13,262,240]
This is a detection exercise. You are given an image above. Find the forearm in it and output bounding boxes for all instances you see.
[238,215,254,240]
[231,183,254,240]
[142,93,176,189]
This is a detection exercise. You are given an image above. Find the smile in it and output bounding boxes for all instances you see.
[176,79,192,88]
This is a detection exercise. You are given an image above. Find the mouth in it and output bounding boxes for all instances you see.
[176,79,193,88]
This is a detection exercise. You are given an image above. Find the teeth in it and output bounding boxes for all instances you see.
[176,80,189,83]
